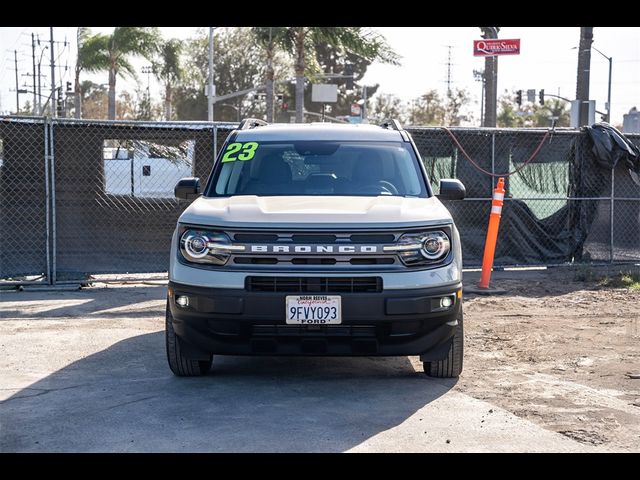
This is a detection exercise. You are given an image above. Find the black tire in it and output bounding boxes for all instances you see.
[424,309,464,378]
[165,299,212,376]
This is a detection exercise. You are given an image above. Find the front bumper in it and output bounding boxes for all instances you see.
[168,281,462,358]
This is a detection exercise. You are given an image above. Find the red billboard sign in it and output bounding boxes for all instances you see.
[473,39,520,57]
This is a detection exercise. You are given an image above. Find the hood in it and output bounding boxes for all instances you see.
[178,195,453,229]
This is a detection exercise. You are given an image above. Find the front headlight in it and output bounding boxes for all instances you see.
[394,230,451,266]
[179,229,241,265]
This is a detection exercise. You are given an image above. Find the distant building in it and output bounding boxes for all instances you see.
[623,107,640,133]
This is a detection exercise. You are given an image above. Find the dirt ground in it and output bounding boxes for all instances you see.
[446,268,640,450]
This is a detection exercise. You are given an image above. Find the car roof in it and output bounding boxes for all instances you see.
[234,122,405,142]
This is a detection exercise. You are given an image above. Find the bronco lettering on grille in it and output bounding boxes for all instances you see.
[249,245,379,254]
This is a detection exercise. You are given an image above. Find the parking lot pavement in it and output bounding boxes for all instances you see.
[0,284,599,452]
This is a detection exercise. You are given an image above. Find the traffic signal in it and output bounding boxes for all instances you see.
[344,63,354,90]
[539,89,545,106]
[515,90,522,106]
[66,81,72,92]
[56,87,64,117]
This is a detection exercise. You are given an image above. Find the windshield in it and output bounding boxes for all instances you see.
[206,140,428,197]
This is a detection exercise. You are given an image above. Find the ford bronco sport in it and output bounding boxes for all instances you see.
[167,119,466,377]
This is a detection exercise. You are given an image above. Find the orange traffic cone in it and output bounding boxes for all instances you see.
[478,177,506,289]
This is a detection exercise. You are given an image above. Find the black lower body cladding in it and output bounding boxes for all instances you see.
[167,281,462,359]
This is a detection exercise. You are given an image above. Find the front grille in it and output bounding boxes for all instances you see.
[349,257,394,265]
[234,256,394,266]
[349,234,396,243]
[220,228,452,271]
[291,258,337,265]
[246,276,383,293]
[234,257,278,265]
[234,233,279,243]
[291,234,337,243]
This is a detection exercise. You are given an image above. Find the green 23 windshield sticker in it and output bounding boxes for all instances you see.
[221,142,259,163]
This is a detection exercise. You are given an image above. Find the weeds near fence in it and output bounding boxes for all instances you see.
[598,272,640,290]
[573,265,640,290]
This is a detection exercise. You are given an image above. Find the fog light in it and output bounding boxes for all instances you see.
[176,295,190,307]
[440,296,453,308]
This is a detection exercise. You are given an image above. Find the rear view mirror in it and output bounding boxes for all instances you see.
[175,177,201,200]
[437,179,466,200]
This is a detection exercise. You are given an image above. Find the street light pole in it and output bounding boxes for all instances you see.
[207,27,216,122]
[607,55,612,123]
[361,85,368,123]
[141,65,152,119]
[592,46,612,123]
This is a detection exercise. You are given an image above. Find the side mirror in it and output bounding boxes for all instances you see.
[437,179,466,200]
[175,177,201,200]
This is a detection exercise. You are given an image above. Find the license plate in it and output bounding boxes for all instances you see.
[286,295,342,324]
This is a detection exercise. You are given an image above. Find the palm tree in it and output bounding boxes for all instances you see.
[88,27,161,120]
[275,27,399,123]
[153,38,183,121]
[74,28,110,118]
[252,27,289,122]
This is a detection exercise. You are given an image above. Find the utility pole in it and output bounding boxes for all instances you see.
[266,27,274,123]
[31,33,37,115]
[576,27,593,126]
[207,27,215,122]
[37,56,42,115]
[445,45,454,95]
[480,27,499,127]
[14,50,20,114]
[36,34,46,115]
[49,27,56,117]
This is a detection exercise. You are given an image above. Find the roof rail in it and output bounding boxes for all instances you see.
[238,118,268,130]
[379,119,403,131]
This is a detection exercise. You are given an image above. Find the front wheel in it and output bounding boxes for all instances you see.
[165,299,212,376]
[423,309,464,378]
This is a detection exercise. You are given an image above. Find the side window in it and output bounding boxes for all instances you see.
[102,139,195,198]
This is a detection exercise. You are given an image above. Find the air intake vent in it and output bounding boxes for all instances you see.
[246,276,382,293]
[234,233,279,243]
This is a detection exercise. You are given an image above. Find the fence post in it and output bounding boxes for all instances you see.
[44,117,52,285]
[213,123,218,162]
[50,118,57,285]
[610,167,614,263]
[491,131,496,194]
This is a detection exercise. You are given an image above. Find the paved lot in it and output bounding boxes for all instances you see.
[0,278,626,452]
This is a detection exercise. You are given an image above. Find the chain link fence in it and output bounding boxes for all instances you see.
[1,117,638,285]
[410,127,640,266]
[0,117,49,284]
